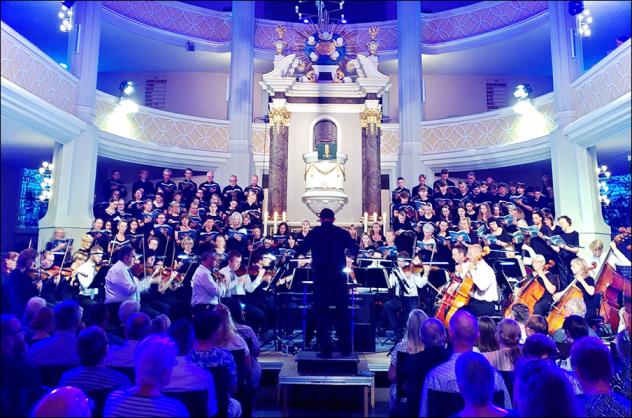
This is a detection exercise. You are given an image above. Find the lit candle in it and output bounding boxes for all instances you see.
[273,211,279,234]
[382,211,387,234]
[372,212,377,224]
[363,212,368,232]
[263,211,268,237]
[282,211,287,223]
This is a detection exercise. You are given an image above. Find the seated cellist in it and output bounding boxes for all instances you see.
[531,254,560,316]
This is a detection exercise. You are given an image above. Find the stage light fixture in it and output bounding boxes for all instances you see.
[577,9,593,37]
[118,97,139,114]
[119,81,136,96]
[513,84,533,100]
[58,1,75,32]
[513,99,534,115]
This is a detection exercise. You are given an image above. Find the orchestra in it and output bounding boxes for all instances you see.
[2,167,630,348]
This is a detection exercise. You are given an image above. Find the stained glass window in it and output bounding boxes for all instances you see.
[602,174,631,232]
[17,168,48,228]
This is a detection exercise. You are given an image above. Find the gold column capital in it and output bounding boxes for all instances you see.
[360,109,382,130]
[269,106,291,126]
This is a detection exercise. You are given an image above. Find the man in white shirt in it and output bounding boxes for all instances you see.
[74,246,104,304]
[105,246,158,305]
[466,244,499,316]
[191,251,225,314]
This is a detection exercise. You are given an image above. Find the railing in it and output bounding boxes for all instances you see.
[0,22,78,116]
[571,40,631,120]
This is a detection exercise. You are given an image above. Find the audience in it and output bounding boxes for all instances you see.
[1,314,43,417]
[59,326,131,393]
[163,319,218,417]
[525,314,549,337]
[572,336,631,417]
[227,301,262,388]
[85,302,124,346]
[420,309,511,416]
[483,318,522,372]
[523,333,558,360]
[32,386,92,418]
[513,359,583,417]
[28,306,55,346]
[477,316,499,353]
[103,335,189,417]
[612,330,631,399]
[150,314,171,336]
[455,352,508,417]
[105,312,151,368]
[27,300,82,366]
[213,304,252,383]
[508,303,529,344]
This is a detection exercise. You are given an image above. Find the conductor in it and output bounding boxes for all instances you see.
[303,208,354,358]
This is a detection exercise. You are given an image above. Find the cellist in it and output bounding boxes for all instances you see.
[531,254,559,316]
[466,244,499,316]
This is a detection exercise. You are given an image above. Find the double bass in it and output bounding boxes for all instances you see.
[596,229,631,332]
[547,262,597,334]
[503,260,554,317]
[436,246,490,327]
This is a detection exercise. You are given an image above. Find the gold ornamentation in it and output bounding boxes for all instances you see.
[275,25,286,55]
[360,109,382,131]
[304,162,345,179]
[368,26,379,41]
[269,106,290,126]
[367,26,380,56]
[275,25,286,40]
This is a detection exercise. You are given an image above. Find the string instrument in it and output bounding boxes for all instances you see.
[504,260,554,317]
[27,266,72,283]
[547,262,597,334]
[436,246,490,327]
[157,267,183,294]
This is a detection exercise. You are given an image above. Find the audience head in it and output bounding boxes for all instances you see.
[193,309,222,341]
[125,312,151,341]
[30,307,55,335]
[523,334,558,359]
[16,248,38,271]
[85,303,109,329]
[526,315,549,336]
[615,330,631,365]
[510,303,529,325]
[150,314,171,335]
[571,336,614,392]
[24,296,47,325]
[514,359,582,417]
[32,386,91,417]
[405,309,428,350]
[77,326,108,367]
[563,315,590,343]
[449,309,479,352]
[168,319,195,356]
[477,316,499,353]
[420,318,447,348]
[1,314,26,358]
[134,335,177,389]
[456,352,496,407]
[496,318,523,366]
[565,297,587,318]
[118,300,141,324]
[53,300,82,332]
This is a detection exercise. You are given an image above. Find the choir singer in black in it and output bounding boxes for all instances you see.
[303,208,354,358]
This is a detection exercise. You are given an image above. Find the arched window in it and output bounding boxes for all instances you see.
[313,119,337,160]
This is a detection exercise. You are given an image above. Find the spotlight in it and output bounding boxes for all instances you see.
[303,18,309,23]
[513,99,534,115]
[118,97,139,114]
[513,84,533,100]
[42,161,49,168]
[119,81,135,96]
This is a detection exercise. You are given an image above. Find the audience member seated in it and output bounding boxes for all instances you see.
[525,314,549,337]
[515,358,584,417]
[189,309,241,417]
[483,318,522,372]
[213,304,252,381]
[420,309,511,416]
[103,335,189,417]
[28,306,55,347]
[557,315,591,371]
[27,300,82,366]
[105,312,151,368]
[523,333,558,360]
[85,303,124,346]
[571,336,631,417]
[163,319,218,417]
[23,296,46,337]
[32,386,92,418]
[455,352,508,417]
[612,330,631,399]
[401,318,452,417]
[59,326,131,393]
[227,301,262,388]
[110,300,141,339]
[477,316,499,353]
[1,314,44,417]
[150,314,171,336]
[507,303,529,344]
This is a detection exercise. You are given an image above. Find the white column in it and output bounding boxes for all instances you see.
[217,0,255,185]
[397,1,433,187]
[38,1,101,249]
[548,1,609,245]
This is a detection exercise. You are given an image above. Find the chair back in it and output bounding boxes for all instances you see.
[395,351,410,401]
[207,366,230,417]
[164,390,208,418]
[108,366,135,383]
[498,370,515,402]
[37,365,73,388]
[229,349,252,417]
[427,389,506,417]
[86,388,114,418]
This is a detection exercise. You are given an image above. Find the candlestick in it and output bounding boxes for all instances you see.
[363,212,368,232]
[282,211,287,223]
[273,211,279,234]
[263,211,268,236]
[382,211,387,234]
[372,212,377,224]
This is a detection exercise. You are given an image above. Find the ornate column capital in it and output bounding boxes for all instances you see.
[360,108,382,132]
[269,106,291,126]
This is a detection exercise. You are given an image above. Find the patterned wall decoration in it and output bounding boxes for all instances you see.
[380,124,401,155]
[421,96,556,153]
[1,24,78,115]
[421,1,548,44]
[102,0,231,43]
[251,123,270,154]
[572,44,631,119]
[95,93,230,152]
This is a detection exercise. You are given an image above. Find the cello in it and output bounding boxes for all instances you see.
[504,260,554,317]
[436,246,490,327]
[547,262,597,334]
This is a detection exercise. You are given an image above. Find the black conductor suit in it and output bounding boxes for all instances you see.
[303,217,355,356]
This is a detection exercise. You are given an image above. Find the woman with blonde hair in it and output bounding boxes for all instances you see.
[213,303,253,382]
[568,257,598,320]
[483,318,522,372]
[477,203,492,223]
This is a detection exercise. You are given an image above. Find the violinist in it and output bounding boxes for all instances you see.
[73,246,104,307]
[384,251,428,335]
[1,248,39,316]
[46,228,71,266]
[530,254,559,316]
[39,251,67,305]
[466,244,499,316]
[191,251,225,314]
[104,246,160,304]
[568,257,598,321]
[243,254,276,333]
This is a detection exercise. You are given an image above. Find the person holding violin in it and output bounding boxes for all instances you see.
[73,246,105,307]
[530,254,560,316]
[39,250,69,305]
[466,244,499,316]
[191,251,225,314]
[1,248,39,316]
[104,246,161,305]
[568,257,598,321]
[384,251,429,336]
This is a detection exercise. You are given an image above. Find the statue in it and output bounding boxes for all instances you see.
[274,25,287,57]
[367,25,379,59]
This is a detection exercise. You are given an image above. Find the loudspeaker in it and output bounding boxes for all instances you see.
[354,323,376,352]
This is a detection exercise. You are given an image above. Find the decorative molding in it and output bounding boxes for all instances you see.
[95,92,230,152]
[381,123,400,155]
[571,40,631,119]
[252,123,269,154]
[1,23,78,116]
[269,106,290,126]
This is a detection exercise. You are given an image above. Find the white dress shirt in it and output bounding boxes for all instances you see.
[74,260,98,298]
[388,267,427,297]
[191,264,225,306]
[219,266,263,297]
[469,259,499,302]
[105,261,151,304]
